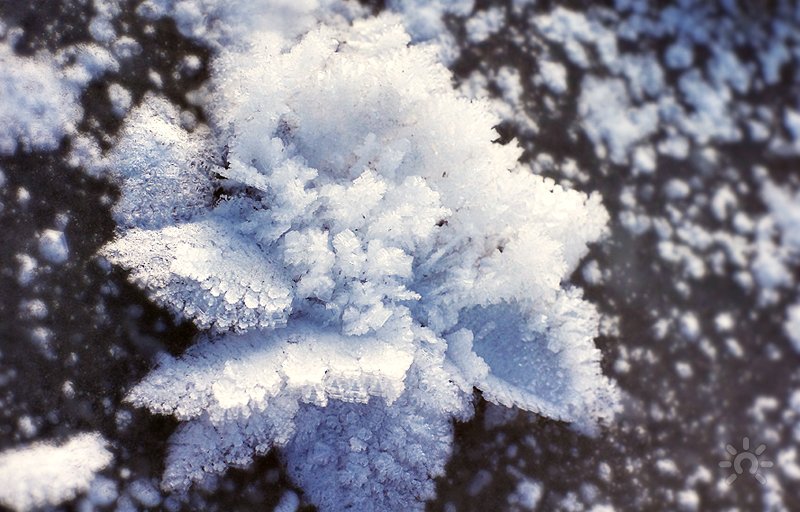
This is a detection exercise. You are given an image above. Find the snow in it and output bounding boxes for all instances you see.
[674,361,693,379]
[83,476,119,508]
[387,0,473,62]
[274,491,300,512]
[465,7,506,44]
[664,42,693,69]
[785,109,800,142]
[676,489,699,511]
[632,145,656,174]
[58,44,120,85]
[0,433,113,512]
[655,458,679,477]
[777,448,800,481]
[657,135,690,160]
[37,229,69,265]
[102,94,215,227]
[676,70,740,144]
[714,312,734,332]
[508,478,543,510]
[89,0,121,44]
[534,7,618,69]
[538,60,568,95]
[112,36,143,60]
[679,313,700,341]
[579,77,659,164]
[107,83,132,117]
[128,479,161,508]
[103,217,294,332]
[0,41,82,155]
[710,186,737,221]
[16,416,37,438]
[582,259,603,285]
[15,254,37,286]
[664,179,690,200]
[19,299,47,320]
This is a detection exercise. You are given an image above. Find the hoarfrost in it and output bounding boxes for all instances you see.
[104,12,617,511]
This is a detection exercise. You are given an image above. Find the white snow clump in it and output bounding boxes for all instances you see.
[101,13,616,512]
[0,433,113,512]
[0,41,82,155]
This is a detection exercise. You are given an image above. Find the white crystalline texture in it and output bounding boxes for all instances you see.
[103,217,293,331]
[761,180,800,253]
[137,0,363,48]
[283,340,467,512]
[760,180,800,351]
[127,321,414,421]
[0,41,82,155]
[105,94,215,227]
[108,13,616,511]
[85,476,119,507]
[127,321,417,490]
[0,433,113,512]
[89,0,122,43]
[450,291,614,425]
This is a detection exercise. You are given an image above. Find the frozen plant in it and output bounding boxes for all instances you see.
[102,14,617,511]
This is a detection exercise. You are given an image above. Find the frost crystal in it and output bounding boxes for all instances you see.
[0,433,113,512]
[103,14,616,511]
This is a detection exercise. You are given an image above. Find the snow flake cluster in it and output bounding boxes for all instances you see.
[0,41,81,155]
[0,433,112,512]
